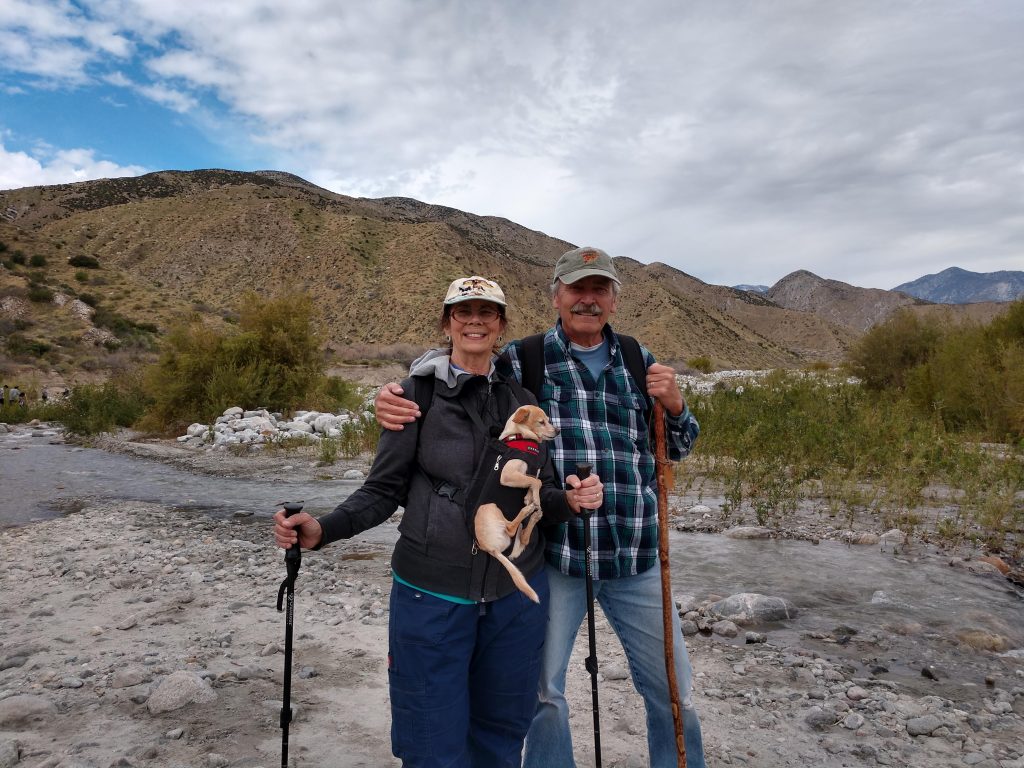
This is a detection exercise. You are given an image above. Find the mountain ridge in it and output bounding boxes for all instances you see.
[894,266,1024,304]
[0,170,1014,386]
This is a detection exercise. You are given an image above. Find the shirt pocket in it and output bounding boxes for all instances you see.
[601,389,648,444]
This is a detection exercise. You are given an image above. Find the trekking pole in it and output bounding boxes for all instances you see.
[276,501,304,768]
[653,403,686,767]
[574,462,602,768]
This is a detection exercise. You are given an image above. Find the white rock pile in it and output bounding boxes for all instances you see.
[677,369,772,394]
[177,405,372,449]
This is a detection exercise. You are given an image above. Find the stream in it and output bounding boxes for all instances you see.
[2,425,1021,706]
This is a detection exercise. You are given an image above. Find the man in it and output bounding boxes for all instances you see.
[376,247,705,768]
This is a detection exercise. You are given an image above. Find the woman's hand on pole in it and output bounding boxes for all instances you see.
[565,472,603,514]
[273,509,324,550]
[374,382,421,431]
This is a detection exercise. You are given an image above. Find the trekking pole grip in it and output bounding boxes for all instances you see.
[282,502,304,560]
[574,463,593,489]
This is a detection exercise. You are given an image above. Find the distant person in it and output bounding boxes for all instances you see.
[63,388,70,399]
[41,387,48,404]
[273,276,603,767]
[7,386,21,408]
[17,391,26,408]
[376,247,706,768]
[0,385,7,407]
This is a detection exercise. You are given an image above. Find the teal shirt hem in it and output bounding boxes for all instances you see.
[392,573,476,605]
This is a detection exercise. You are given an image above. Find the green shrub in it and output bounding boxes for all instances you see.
[68,255,100,269]
[29,254,47,267]
[318,435,340,465]
[55,379,150,435]
[689,370,1024,546]
[5,334,51,357]
[338,414,380,458]
[27,284,54,303]
[900,300,1024,440]
[140,293,326,430]
[847,309,942,390]
[10,250,26,265]
[74,271,89,283]
[687,356,714,374]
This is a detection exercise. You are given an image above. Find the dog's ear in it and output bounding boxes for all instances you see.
[513,407,531,424]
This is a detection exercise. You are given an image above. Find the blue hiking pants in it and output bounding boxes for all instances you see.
[387,569,549,767]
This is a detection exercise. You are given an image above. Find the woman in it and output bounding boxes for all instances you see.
[274,276,603,768]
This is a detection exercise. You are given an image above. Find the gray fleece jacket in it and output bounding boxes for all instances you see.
[316,352,572,602]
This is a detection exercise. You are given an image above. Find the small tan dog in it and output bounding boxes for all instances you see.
[474,405,559,603]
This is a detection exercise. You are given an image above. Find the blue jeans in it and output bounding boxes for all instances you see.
[523,564,705,768]
[388,570,549,768]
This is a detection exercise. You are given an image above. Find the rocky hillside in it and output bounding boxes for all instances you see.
[0,170,1008,388]
[767,270,1005,333]
[894,266,1024,304]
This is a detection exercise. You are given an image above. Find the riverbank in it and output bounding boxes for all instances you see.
[1,424,1023,767]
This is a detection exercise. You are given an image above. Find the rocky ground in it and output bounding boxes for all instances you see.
[1,426,1022,767]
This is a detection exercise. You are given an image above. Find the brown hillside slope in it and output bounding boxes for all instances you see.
[2,170,864,384]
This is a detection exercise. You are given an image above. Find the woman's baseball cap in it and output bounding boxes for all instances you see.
[443,276,507,306]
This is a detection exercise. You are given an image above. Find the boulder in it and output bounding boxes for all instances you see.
[956,629,1011,652]
[0,694,56,726]
[723,526,772,539]
[708,593,797,625]
[147,671,217,714]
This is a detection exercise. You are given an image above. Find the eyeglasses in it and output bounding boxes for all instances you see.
[450,305,501,323]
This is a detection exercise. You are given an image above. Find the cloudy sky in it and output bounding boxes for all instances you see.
[2,1,1023,289]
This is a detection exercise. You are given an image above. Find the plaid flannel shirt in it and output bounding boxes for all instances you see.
[500,321,699,580]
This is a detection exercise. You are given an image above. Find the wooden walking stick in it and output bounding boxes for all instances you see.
[653,401,686,767]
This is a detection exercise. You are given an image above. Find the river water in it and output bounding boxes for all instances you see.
[2,425,1021,703]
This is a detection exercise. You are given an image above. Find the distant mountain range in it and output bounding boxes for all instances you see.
[893,267,1024,304]
[0,169,1017,386]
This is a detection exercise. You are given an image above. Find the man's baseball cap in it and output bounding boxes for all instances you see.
[552,247,620,285]
[443,276,507,306]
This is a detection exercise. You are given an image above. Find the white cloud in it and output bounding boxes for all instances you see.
[0,141,146,190]
[2,1,1024,287]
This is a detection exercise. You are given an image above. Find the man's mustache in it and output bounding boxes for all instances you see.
[570,303,603,316]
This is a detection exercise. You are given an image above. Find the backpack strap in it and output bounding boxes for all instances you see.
[519,333,546,400]
[616,333,650,409]
[411,375,434,417]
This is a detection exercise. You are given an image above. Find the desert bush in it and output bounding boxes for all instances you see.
[686,356,714,374]
[338,414,380,458]
[689,370,1024,548]
[904,300,1024,440]
[10,250,26,265]
[74,271,89,283]
[68,255,100,269]
[27,284,54,303]
[5,334,51,358]
[315,376,366,413]
[140,293,325,431]
[29,254,47,267]
[847,309,943,390]
[55,379,150,435]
